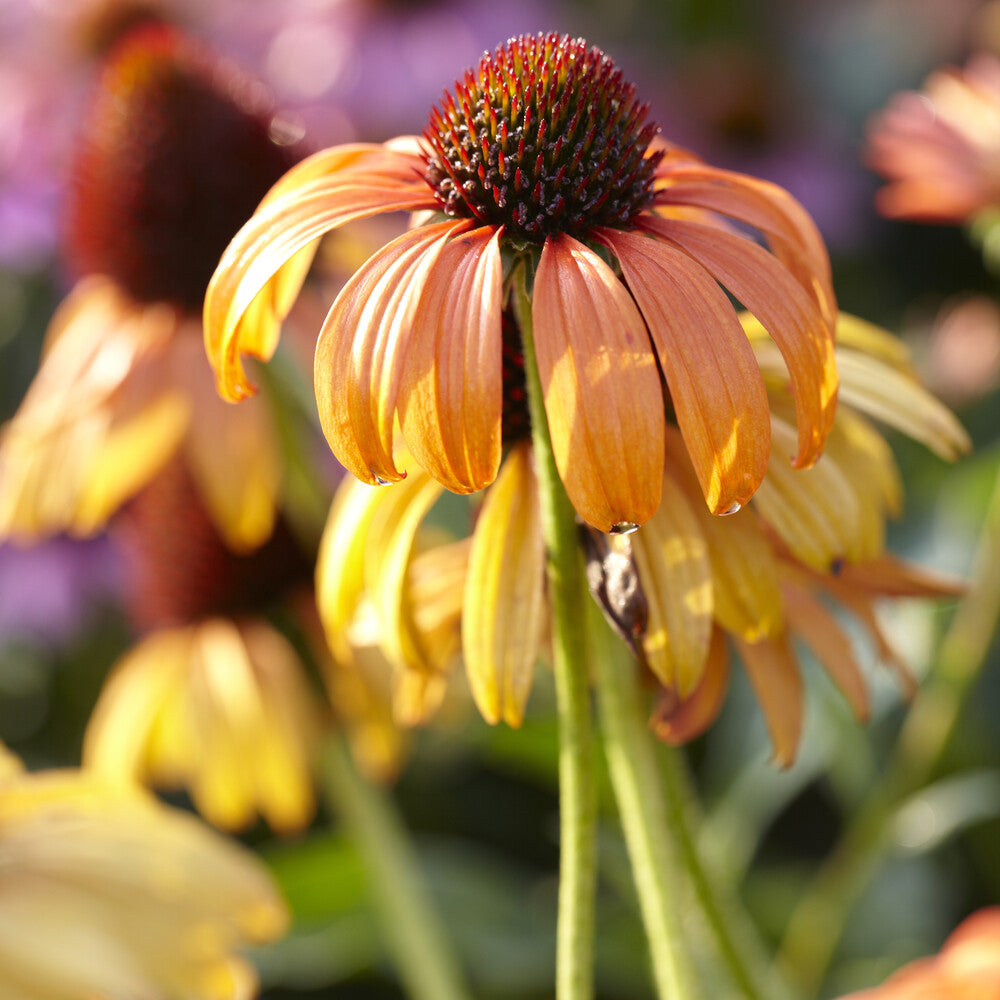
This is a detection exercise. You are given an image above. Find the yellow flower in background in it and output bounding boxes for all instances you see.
[0,23,304,552]
[866,53,1000,224]
[0,757,288,1000]
[83,616,320,834]
[205,32,837,534]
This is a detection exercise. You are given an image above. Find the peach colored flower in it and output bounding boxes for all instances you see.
[205,32,837,535]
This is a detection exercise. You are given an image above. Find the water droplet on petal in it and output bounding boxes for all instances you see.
[374,476,392,486]
[721,501,742,516]
[610,521,639,536]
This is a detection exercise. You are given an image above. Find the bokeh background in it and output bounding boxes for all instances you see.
[2,1,999,998]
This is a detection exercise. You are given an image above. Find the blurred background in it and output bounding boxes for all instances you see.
[2,1,999,998]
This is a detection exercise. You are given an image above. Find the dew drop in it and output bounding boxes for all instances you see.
[721,501,742,516]
[610,521,639,536]
[374,476,392,486]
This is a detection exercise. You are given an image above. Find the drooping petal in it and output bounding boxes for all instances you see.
[781,579,870,722]
[832,553,967,598]
[632,474,713,694]
[398,226,503,493]
[204,156,436,401]
[654,165,835,325]
[650,627,730,745]
[599,227,770,514]
[642,214,837,469]
[463,443,546,726]
[532,233,664,531]
[664,429,783,640]
[735,633,803,768]
[751,415,864,573]
[314,221,459,486]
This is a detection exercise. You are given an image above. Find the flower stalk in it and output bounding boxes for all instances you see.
[513,266,599,1000]
[319,735,472,1000]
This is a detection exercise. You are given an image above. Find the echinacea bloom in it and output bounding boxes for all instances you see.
[83,453,322,832]
[0,752,288,1000]
[0,23,304,551]
[205,31,838,535]
[866,53,1000,223]
[835,908,1000,1000]
[319,313,968,755]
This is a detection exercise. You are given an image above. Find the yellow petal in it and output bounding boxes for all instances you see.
[315,221,459,486]
[735,633,803,767]
[632,474,713,694]
[399,226,504,493]
[532,233,664,531]
[601,226,770,514]
[463,442,545,726]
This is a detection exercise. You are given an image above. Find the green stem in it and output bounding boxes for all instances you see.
[588,606,694,1000]
[514,268,598,1000]
[319,736,473,1000]
[777,460,1000,995]
[659,747,792,1000]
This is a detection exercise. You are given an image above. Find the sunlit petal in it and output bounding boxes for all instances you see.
[632,474,713,694]
[315,221,459,486]
[399,226,503,493]
[643,214,837,469]
[532,233,664,531]
[601,227,770,513]
[463,443,545,726]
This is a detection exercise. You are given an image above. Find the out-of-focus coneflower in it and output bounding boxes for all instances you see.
[834,908,1000,1000]
[205,31,838,535]
[0,23,305,551]
[866,53,1000,224]
[0,748,288,1000]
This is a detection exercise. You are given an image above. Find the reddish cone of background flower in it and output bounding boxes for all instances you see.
[205,32,838,534]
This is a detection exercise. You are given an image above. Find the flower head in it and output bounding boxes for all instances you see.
[866,53,1000,223]
[206,32,838,533]
[0,757,288,1000]
[0,24,304,549]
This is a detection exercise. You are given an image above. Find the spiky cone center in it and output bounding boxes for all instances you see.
[111,458,311,633]
[67,23,304,314]
[422,33,662,241]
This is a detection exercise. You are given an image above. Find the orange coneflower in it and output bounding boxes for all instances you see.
[866,52,1000,224]
[205,31,838,535]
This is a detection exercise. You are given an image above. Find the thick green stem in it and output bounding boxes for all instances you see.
[589,607,694,1000]
[777,461,1000,995]
[319,736,472,1000]
[514,269,598,1000]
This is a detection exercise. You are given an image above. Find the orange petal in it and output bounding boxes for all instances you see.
[654,165,835,325]
[599,227,770,514]
[314,221,459,486]
[462,443,545,726]
[531,233,664,531]
[833,553,967,598]
[650,627,730,745]
[398,226,503,493]
[781,579,870,722]
[204,168,436,402]
[642,214,837,469]
[735,633,803,768]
